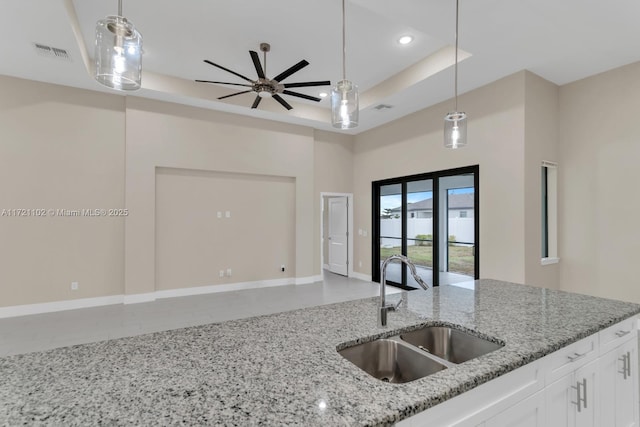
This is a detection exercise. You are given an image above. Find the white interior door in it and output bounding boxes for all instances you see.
[328,197,348,276]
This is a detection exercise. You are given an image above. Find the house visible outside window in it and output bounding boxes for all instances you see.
[459,211,467,218]
[541,161,559,265]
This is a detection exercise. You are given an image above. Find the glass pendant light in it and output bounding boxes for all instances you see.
[331,0,358,129]
[95,0,143,91]
[444,0,467,148]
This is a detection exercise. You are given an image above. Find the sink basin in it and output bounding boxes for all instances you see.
[338,338,447,383]
[400,326,504,364]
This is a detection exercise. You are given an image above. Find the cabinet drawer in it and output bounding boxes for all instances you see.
[544,334,598,384]
[599,316,637,355]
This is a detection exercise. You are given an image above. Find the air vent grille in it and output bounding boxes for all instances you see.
[34,43,72,61]
[373,104,393,111]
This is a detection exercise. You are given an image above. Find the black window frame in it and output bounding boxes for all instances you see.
[372,165,480,286]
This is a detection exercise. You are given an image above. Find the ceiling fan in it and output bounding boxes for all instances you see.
[196,43,331,111]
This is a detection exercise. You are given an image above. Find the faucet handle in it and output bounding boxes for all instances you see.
[392,294,404,310]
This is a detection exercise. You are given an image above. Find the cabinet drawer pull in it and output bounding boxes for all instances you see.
[626,351,632,378]
[567,351,587,363]
[615,330,631,338]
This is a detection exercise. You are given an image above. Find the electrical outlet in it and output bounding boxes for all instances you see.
[281,264,285,272]
[71,281,79,291]
[219,270,224,278]
[359,261,362,268]
[217,211,222,219]
[225,211,231,218]
[226,268,232,277]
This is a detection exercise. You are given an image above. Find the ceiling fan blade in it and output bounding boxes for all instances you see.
[272,94,293,110]
[196,80,253,88]
[272,60,309,83]
[250,51,266,79]
[204,60,254,83]
[251,95,262,109]
[218,90,252,100]
[282,90,322,102]
[283,81,331,88]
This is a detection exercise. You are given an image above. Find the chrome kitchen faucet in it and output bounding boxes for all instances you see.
[379,255,430,327]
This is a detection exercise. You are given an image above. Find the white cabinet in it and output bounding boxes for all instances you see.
[397,317,638,427]
[486,390,546,427]
[599,326,638,427]
[395,361,543,427]
[543,334,599,427]
[545,358,598,427]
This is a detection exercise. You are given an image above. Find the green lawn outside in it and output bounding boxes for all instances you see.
[379,245,475,276]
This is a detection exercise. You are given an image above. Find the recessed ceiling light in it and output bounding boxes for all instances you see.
[319,92,328,98]
[398,35,414,45]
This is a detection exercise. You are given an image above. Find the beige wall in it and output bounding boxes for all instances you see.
[0,76,125,307]
[125,98,316,296]
[5,60,640,307]
[155,168,295,289]
[558,61,640,303]
[313,130,354,275]
[352,72,527,283]
[523,71,560,288]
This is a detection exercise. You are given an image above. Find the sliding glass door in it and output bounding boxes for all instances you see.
[405,179,434,288]
[373,166,478,288]
[378,183,403,285]
[439,174,476,285]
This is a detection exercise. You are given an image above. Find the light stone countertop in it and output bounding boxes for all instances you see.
[1,279,639,426]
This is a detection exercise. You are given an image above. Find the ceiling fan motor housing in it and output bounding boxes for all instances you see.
[255,78,283,97]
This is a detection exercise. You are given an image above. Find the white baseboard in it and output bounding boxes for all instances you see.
[154,277,296,299]
[323,263,330,270]
[123,293,156,305]
[351,272,373,282]
[0,295,123,319]
[295,275,321,285]
[0,276,321,317]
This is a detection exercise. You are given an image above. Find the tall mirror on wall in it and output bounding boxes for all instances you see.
[373,166,479,288]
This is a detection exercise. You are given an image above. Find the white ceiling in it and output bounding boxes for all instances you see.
[1,0,639,134]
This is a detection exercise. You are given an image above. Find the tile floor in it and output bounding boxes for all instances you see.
[0,272,397,357]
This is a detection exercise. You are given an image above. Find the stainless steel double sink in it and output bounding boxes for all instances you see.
[338,326,504,383]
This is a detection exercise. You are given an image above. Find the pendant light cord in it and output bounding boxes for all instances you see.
[342,0,346,81]
[454,0,459,112]
[118,0,123,17]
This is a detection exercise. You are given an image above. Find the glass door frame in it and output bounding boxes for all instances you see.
[372,165,479,286]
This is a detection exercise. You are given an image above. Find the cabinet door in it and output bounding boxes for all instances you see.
[615,338,638,427]
[486,390,545,427]
[600,344,620,424]
[574,358,598,427]
[546,374,575,427]
[600,336,638,427]
[545,359,598,427]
